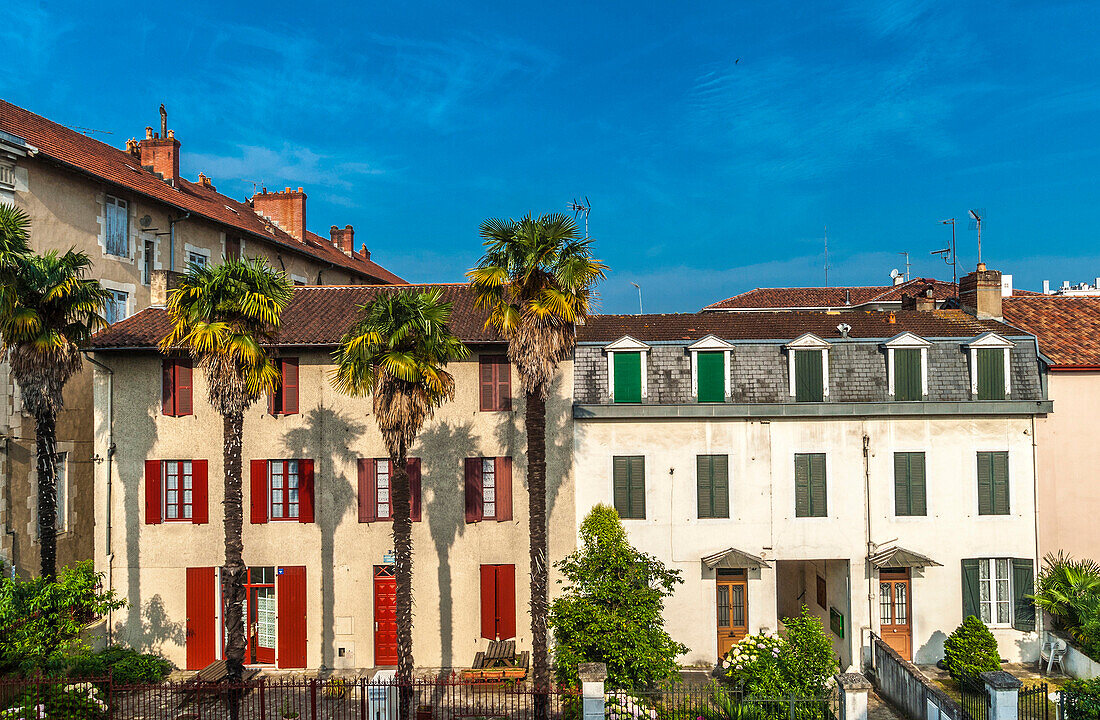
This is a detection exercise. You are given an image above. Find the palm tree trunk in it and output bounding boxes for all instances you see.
[222,410,246,720]
[526,389,550,720]
[391,448,415,720]
[34,408,58,580]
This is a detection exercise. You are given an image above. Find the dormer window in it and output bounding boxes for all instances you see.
[884,333,932,401]
[688,335,733,403]
[605,336,650,403]
[966,333,1013,400]
[786,334,830,402]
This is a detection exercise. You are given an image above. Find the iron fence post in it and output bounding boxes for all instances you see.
[310,677,318,720]
[361,677,367,719]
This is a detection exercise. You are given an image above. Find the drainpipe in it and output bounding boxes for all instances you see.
[83,352,115,641]
[863,432,874,658]
[1031,415,1043,639]
[168,212,191,272]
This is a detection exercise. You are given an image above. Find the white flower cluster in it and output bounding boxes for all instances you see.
[0,682,107,720]
[722,632,784,673]
[605,691,658,720]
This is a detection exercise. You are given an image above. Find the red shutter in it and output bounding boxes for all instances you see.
[358,459,377,523]
[407,458,422,522]
[277,566,307,668]
[496,564,517,640]
[162,360,175,416]
[185,567,217,670]
[250,460,268,524]
[465,458,482,522]
[496,457,512,522]
[298,459,315,523]
[145,460,162,524]
[283,358,299,415]
[480,564,495,640]
[498,360,512,411]
[191,460,208,525]
[480,358,495,411]
[176,360,193,416]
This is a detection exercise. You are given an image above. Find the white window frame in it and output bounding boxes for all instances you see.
[688,335,733,400]
[977,557,1014,628]
[785,333,831,398]
[604,336,651,401]
[376,459,391,520]
[55,451,68,533]
[481,457,497,520]
[163,460,194,522]
[185,244,211,270]
[883,332,932,398]
[103,194,130,258]
[104,288,129,324]
[965,333,1013,397]
[268,460,300,520]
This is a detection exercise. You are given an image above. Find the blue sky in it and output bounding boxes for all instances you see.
[6,1,1100,312]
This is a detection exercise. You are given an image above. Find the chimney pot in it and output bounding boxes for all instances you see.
[298,187,304,193]
[145,126,153,139]
[167,129,175,139]
[1043,280,1050,294]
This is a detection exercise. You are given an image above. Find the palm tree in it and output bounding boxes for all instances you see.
[0,205,108,579]
[468,213,605,712]
[159,258,293,689]
[332,288,468,715]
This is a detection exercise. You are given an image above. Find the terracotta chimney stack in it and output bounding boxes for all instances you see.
[959,265,1003,320]
[330,224,355,254]
[251,187,307,241]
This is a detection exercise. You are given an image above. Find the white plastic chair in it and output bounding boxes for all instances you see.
[1044,637,1067,675]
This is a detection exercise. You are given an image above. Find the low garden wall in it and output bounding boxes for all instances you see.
[1055,631,1100,680]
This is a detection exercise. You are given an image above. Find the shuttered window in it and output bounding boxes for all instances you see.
[480,564,517,640]
[250,459,315,523]
[613,352,642,403]
[977,451,1009,515]
[613,456,646,519]
[464,457,513,522]
[697,455,730,518]
[794,351,824,402]
[357,458,422,522]
[268,358,299,415]
[893,452,927,516]
[105,195,129,257]
[162,359,193,417]
[894,349,922,401]
[479,356,512,411]
[976,349,1006,400]
[794,453,827,518]
[961,557,1034,631]
[697,352,725,403]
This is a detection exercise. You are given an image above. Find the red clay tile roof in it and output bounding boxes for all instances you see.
[704,278,958,310]
[0,99,405,285]
[88,284,501,349]
[1002,296,1100,367]
[578,309,1026,343]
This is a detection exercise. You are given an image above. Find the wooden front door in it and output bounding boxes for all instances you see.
[880,568,913,660]
[374,566,398,665]
[185,567,217,670]
[716,569,749,657]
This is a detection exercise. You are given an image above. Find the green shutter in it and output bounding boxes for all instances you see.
[613,457,630,516]
[697,456,713,518]
[795,454,810,517]
[894,452,926,516]
[795,351,824,402]
[629,457,646,519]
[698,455,729,519]
[1012,558,1036,631]
[977,452,993,515]
[697,352,726,403]
[962,559,981,620]
[993,451,1009,514]
[613,352,642,403]
[712,455,730,519]
[894,349,922,401]
[977,348,1005,400]
[809,454,827,517]
[978,451,1009,515]
[613,456,645,519]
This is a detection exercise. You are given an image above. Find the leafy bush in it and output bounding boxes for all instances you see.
[721,607,837,697]
[942,616,1000,681]
[66,645,172,683]
[604,691,658,720]
[1032,552,1100,661]
[1062,678,1100,719]
[550,505,688,690]
[0,682,108,720]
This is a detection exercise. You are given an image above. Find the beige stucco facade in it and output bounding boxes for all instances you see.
[573,414,1042,668]
[1035,371,1100,560]
[91,348,574,670]
[0,149,383,578]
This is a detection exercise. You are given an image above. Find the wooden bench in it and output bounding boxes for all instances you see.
[460,640,528,683]
[175,660,262,711]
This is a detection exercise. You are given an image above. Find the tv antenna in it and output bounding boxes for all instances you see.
[968,209,985,266]
[568,197,591,239]
[66,124,113,137]
[897,252,911,282]
[933,218,958,297]
[630,281,643,314]
[823,225,829,287]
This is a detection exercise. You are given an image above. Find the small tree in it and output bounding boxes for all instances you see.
[943,616,1000,681]
[0,561,125,675]
[549,505,687,689]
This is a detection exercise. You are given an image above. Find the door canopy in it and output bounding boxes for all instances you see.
[702,547,770,570]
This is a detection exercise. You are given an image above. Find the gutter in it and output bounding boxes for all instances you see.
[82,352,115,642]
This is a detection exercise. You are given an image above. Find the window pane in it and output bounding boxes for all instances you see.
[716,586,730,628]
[895,584,907,624]
[880,583,893,624]
[730,585,745,626]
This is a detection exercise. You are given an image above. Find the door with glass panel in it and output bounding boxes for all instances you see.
[879,568,912,660]
[716,569,749,657]
[244,567,276,664]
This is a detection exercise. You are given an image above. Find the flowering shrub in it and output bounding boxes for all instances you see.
[605,691,658,720]
[0,682,107,720]
[721,633,784,693]
[720,608,837,697]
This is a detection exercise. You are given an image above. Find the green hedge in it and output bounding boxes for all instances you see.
[66,645,172,683]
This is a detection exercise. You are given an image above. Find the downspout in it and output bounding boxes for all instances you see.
[83,352,115,641]
[863,432,874,659]
[168,211,191,272]
[1031,414,1043,639]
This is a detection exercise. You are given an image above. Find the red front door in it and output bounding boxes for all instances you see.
[374,566,398,665]
[186,567,217,670]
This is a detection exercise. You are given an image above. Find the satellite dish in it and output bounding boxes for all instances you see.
[140,214,153,228]
[890,268,901,279]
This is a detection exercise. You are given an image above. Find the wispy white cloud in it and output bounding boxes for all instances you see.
[184,144,384,191]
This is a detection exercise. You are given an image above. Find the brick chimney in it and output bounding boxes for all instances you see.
[138,125,180,183]
[251,187,307,241]
[900,284,936,312]
[330,224,355,254]
[959,264,1003,320]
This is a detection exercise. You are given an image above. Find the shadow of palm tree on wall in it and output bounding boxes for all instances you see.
[280,405,365,670]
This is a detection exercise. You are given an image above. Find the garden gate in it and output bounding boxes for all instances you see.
[1018,682,1048,720]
